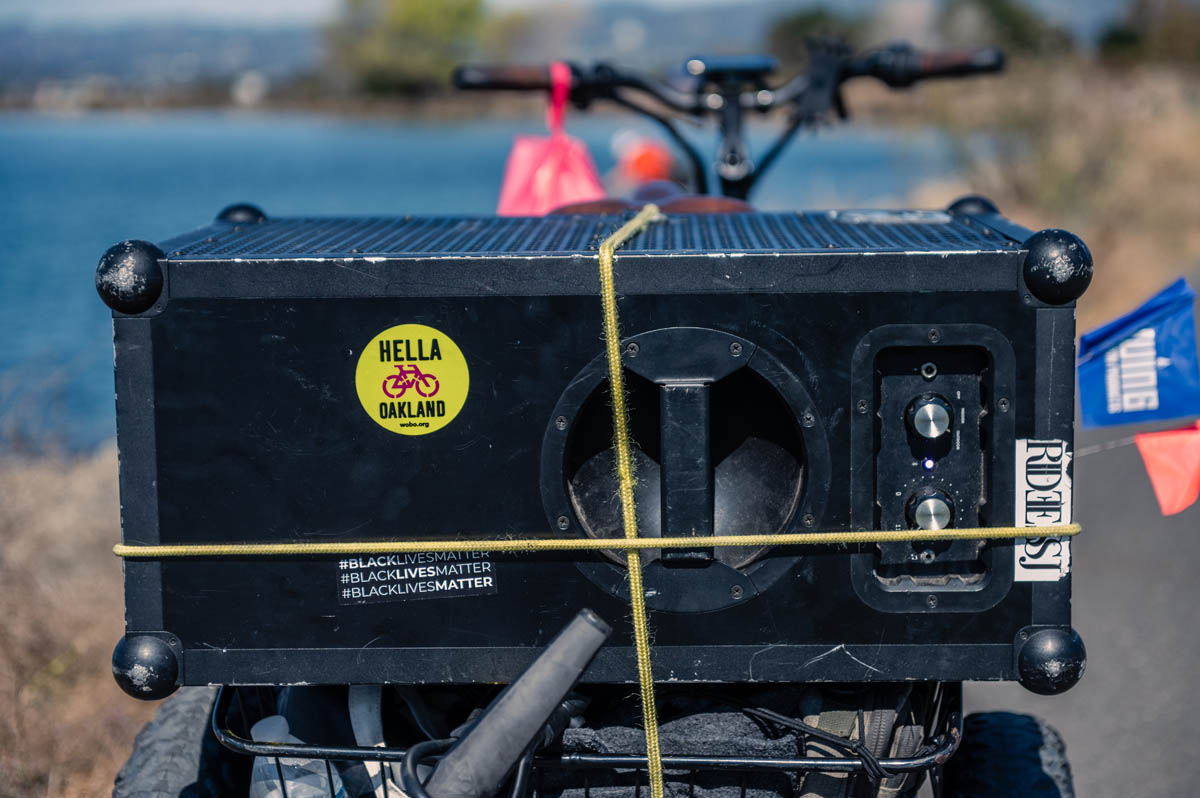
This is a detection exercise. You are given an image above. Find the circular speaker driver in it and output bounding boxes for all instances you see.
[564,368,806,569]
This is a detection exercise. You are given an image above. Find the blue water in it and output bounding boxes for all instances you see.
[0,110,959,449]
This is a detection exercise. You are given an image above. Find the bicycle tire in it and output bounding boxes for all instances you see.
[112,686,247,798]
[941,712,1074,798]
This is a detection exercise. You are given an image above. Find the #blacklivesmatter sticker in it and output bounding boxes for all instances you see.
[337,551,498,605]
[355,324,469,435]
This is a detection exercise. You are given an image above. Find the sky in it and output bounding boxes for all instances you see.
[0,0,742,27]
[0,0,341,26]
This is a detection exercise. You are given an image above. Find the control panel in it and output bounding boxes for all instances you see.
[851,324,1016,613]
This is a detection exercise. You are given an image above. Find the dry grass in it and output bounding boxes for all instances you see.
[0,446,153,798]
[854,60,1200,329]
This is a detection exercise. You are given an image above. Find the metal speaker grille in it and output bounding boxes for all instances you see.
[171,212,1017,259]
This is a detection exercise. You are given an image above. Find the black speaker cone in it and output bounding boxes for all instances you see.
[565,368,805,569]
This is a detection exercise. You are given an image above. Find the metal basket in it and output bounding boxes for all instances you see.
[213,683,963,798]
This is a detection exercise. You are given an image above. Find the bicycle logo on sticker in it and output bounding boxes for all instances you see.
[382,364,440,399]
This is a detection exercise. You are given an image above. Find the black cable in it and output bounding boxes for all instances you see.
[741,707,893,782]
[401,720,554,798]
[399,738,454,798]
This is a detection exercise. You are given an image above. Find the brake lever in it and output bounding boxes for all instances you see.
[783,37,851,121]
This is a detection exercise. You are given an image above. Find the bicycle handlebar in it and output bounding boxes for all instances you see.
[455,45,1004,111]
[453,42,1005,200]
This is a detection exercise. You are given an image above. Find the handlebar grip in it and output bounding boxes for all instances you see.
[453,64,552,91]
[917,47,1005,79]
[850,45,1005,88]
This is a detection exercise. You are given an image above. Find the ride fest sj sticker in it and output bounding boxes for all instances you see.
[1014,439,1072,581]
[355,324,469,435]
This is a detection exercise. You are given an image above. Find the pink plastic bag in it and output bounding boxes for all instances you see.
[496,62,606,216]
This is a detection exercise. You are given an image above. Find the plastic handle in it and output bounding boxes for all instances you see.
[917,47,1005,79]
[453,64,552,91]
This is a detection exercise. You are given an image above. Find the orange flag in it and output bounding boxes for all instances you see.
[1135,421,1200,515]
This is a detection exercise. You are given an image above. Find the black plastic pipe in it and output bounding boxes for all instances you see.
[422,609,612,798]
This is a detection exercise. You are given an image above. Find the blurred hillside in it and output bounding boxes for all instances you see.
[0,24,320,109]
[0,0,1155,108]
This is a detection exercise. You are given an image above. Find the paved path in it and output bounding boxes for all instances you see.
[964,420,1200,796]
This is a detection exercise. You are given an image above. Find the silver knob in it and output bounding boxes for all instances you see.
[912,400,951,439]
[912,495,953,531]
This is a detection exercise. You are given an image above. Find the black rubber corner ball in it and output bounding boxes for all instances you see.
[216,203,267,223]
[95,240,165,315]
[1023,229,1093,305]
[947,194,999,215]
[1018,627,1086,695]
[112,635,180,700]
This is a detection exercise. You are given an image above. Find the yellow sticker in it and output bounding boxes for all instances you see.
[355,324,469,436]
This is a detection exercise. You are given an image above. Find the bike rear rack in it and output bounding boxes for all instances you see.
[212,683,963,797]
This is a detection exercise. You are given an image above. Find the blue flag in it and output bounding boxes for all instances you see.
[1078,278,1200,427]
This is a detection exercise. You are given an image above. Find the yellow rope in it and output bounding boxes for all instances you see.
[596,203,665,798]
[113,524,1081,559]
[110,203,1084,797]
